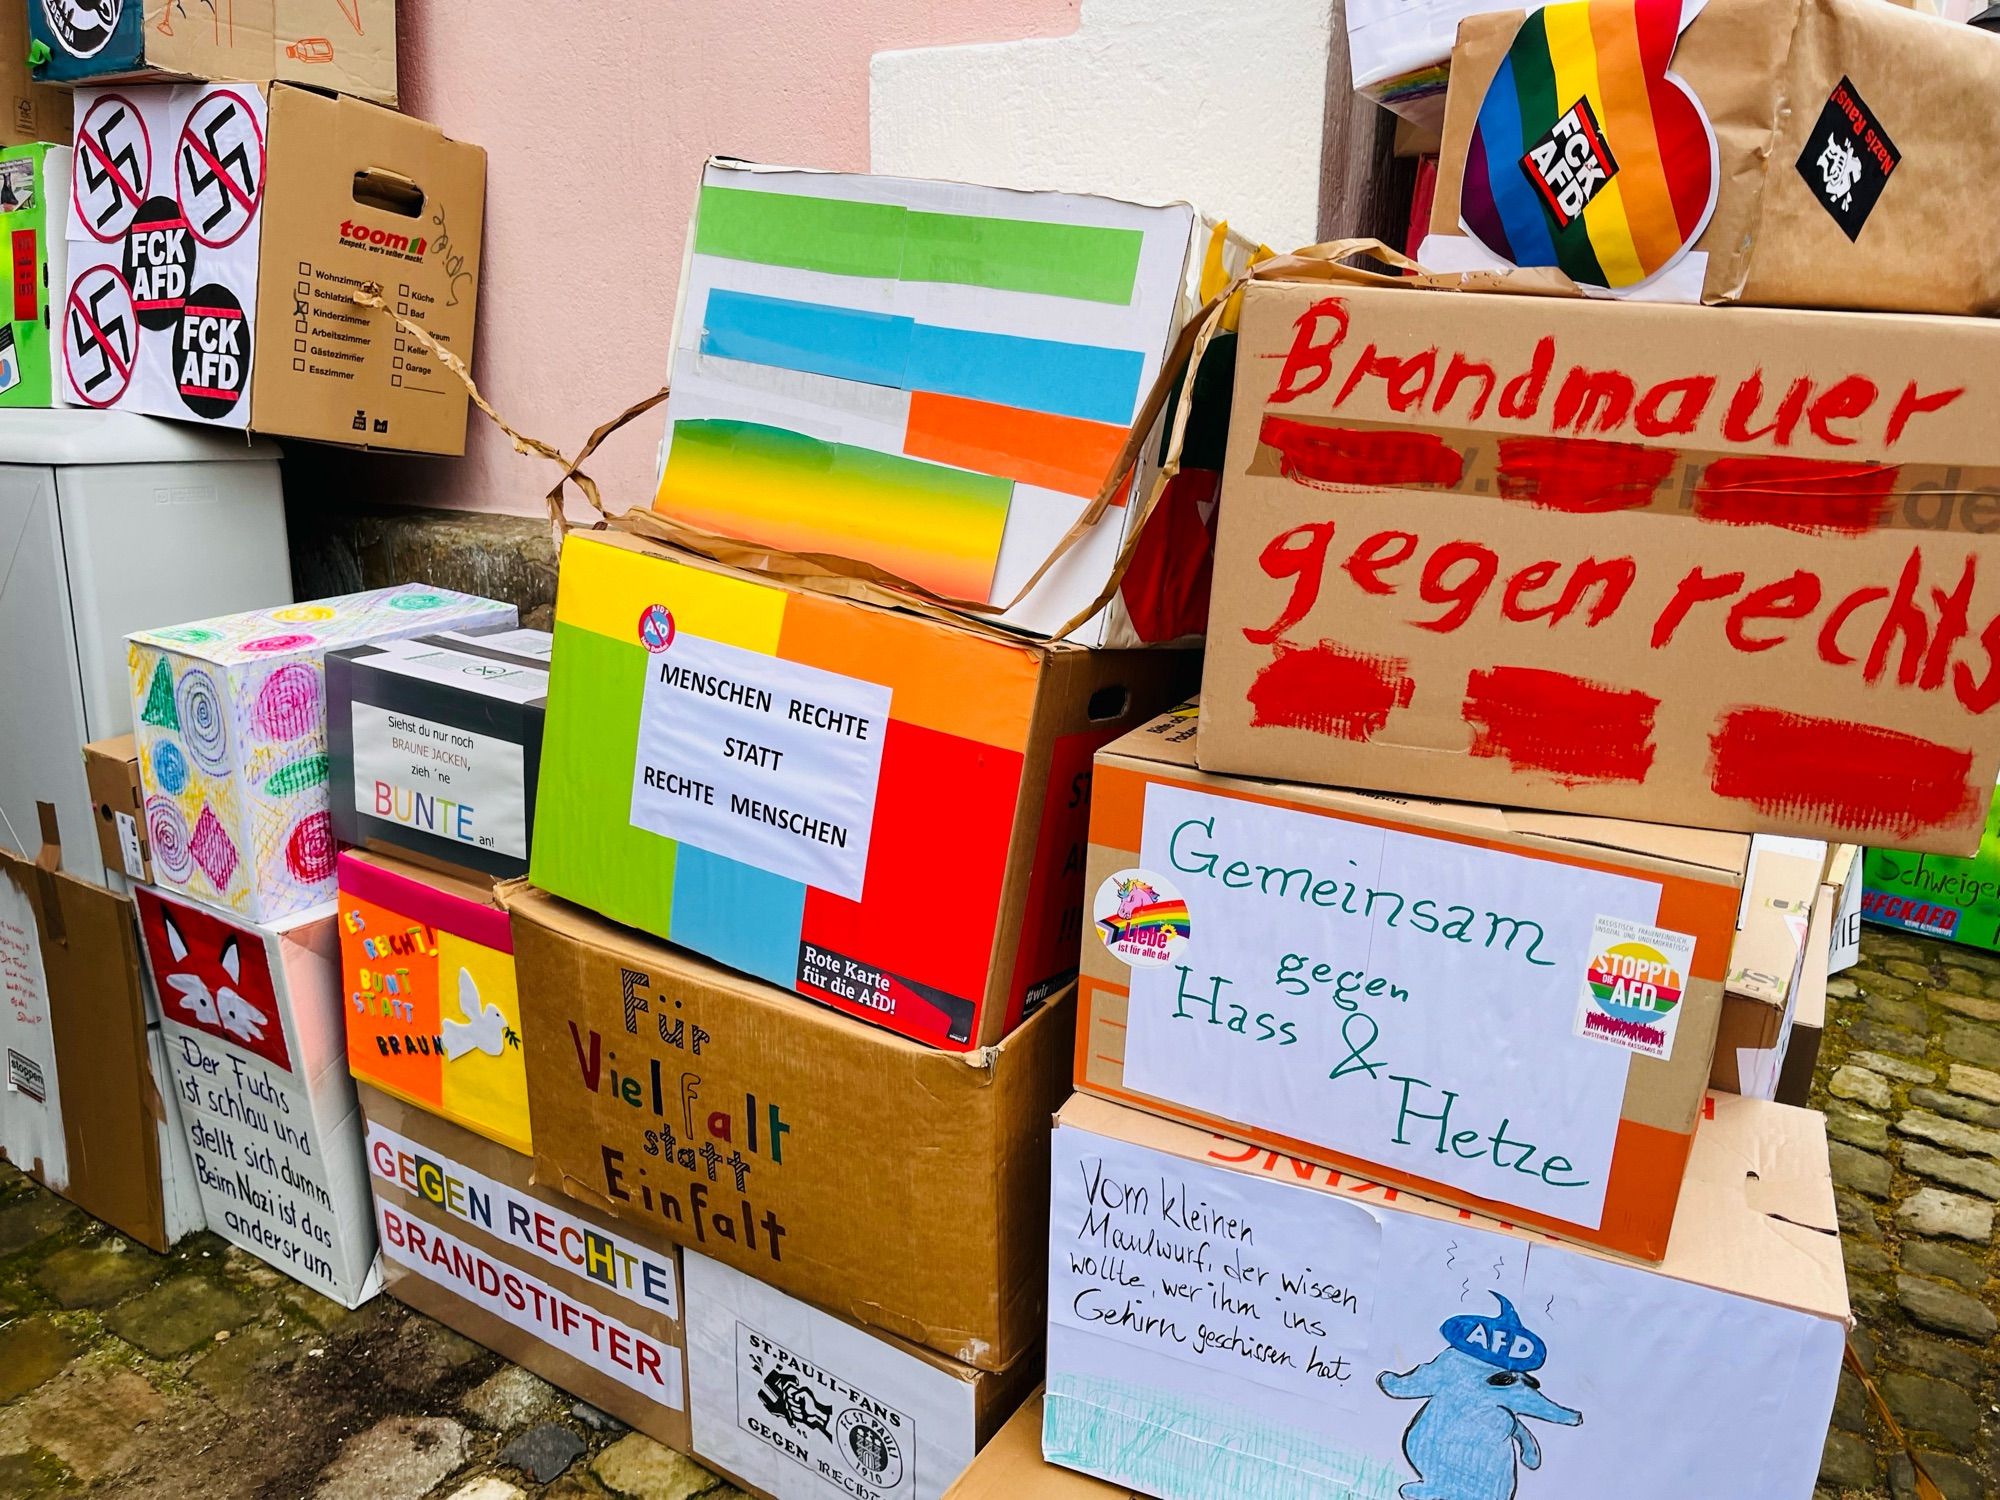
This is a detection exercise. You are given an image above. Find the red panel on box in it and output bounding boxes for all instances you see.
[798,718,1024,1048]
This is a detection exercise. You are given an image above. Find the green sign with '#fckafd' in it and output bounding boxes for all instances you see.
[1865,787,2000,952]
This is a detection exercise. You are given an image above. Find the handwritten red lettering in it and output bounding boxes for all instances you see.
[1246,522,1337,644]
[1652,567,1747,648]
[1268,298,1350,403]
[1344,530,1420,594]
[1725,571,1823,652]
[1418,542,1499,632]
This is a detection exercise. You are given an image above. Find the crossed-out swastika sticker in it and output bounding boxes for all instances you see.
[175,89,266,249]
[74,93,152,243]
[64,265,138,408]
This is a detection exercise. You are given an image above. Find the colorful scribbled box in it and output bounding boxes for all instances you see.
[654,159,1256,646]
[338,850,528,1155]
[128,586,517,924]
[531,530,1191,1050]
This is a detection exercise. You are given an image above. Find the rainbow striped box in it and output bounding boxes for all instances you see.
[128,587,516,925]
[653,159,1252,647]
[531,530,1192,1050]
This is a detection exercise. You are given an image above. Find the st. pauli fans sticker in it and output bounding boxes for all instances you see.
[1458,0,1720,294]
[1093,868,1191,968]
[1571,915,1695,1059]
[64,83,267,430]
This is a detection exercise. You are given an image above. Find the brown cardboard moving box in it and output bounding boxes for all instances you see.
[31,0,395,105]
[64,83,484,455]
[83,736,150,885]
[0,806,201,1252]
[1712,839,1825,1096]
[1198,276,2000,854]
[2,2,70,142]
[1080,704,1747,1261]
[360,1085,692,1448]
[506,884,1073,1372]
[942,1394,1139,1500]
[1427,0,2000,315]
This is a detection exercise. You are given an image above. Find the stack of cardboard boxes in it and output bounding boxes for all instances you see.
[1,0,487,452]
[1007,2,2000,1496]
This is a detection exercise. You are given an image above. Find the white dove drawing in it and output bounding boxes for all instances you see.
[441,967,507,1061]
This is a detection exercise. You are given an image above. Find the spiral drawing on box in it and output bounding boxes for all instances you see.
[1378,1294,1582,1500]
[136,890,292,1073]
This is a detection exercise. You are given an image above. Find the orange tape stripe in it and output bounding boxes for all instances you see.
[904,390,1131,503]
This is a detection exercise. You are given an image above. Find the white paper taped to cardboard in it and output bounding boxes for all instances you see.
[629,631,890,900]
[361,637,550,704]
[684,1251,978,1500]
[1121,781,1652,1228]
[365,1117,680,1320]
[377,1200,685,1409]
[350,701,529,860]
[0,874,67,1190]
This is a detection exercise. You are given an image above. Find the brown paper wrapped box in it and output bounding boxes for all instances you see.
[1198,276,2000,853]
[1428,0,2000,314]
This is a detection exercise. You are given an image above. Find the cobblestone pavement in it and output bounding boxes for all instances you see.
[2,926,1995,1497]
[1816,930,2000,1500]
[0,1166,743,1498]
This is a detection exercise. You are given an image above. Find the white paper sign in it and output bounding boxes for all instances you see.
[684,1252,976,1500]
[629,632,890,900]
[65,85,268,428]
[377,1201,684,1408]
[362,637,550,703]
[365,1119,679,1319]
[1122,784,1658,1228]
[446,627,553,661]
[351,701,529,859]
[164,1023,363,1303]
[1831,861,1862,974]
[115,811,147,880]
[1051,1128,1382,1407]
[0,875,66,1189]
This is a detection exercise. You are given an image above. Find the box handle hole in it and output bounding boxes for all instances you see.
[1087,686,1130,723]
[353,167,425,218]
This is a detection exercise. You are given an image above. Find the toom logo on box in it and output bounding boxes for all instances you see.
[340,218,426,260]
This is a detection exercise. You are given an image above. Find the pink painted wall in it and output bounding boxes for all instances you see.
[344,0,1079,518]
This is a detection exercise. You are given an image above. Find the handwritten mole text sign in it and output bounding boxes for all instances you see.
[1050,1127,1382,1406]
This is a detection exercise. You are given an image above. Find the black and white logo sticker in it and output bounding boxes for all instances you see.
[1795,76,1900,242]
[41,0,122,60]
[836,1408,905,1488]
[73,92,151,243]
[123,195,198,330]
[64,265,137,408]
[174,282,249,419]
[1522,96,1620,231]
[175,90,266,248]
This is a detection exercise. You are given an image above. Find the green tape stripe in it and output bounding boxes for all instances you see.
[692,184,1145,305]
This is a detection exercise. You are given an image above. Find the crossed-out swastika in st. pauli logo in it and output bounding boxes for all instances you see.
[64,265,137,408]
[175,90,266,248]
[73,92,151,243]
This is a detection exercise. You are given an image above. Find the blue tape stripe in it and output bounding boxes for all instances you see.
[697,289,1144,425]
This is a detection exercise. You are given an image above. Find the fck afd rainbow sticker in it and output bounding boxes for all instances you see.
[1459,0,1719,293]
[1572,915,1696,1060]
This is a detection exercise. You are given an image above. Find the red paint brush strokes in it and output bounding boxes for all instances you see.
[1462,665,1660,784]
[1260,415,1465,490]
[1693,457,1899,535]
[1249,639,1416,742]
[1495,437,1676,514]
[1708,706,1981,838]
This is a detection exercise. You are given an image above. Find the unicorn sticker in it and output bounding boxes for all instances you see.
[1379,1294,1582,1500]
[1092,868,1192,968]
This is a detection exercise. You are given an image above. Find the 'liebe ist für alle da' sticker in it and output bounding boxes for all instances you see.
[1092,868,1191,969]
[1572,914,1696,1060]
[1458,0,1720,294]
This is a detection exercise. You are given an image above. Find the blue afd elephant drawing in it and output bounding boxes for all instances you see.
[1378,1294,1583,1500]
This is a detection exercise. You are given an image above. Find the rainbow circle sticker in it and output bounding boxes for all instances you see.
[1572,914,1696,1060]
[637,603,676,653]
[1093,868,1192,969]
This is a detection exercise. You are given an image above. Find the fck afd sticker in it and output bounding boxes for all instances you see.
[1571,914,1696,1061]
[1796,76,1900,241]
[1522,96,1621,231]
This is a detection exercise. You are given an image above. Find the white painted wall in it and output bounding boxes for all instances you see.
[870,0,1334,252]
